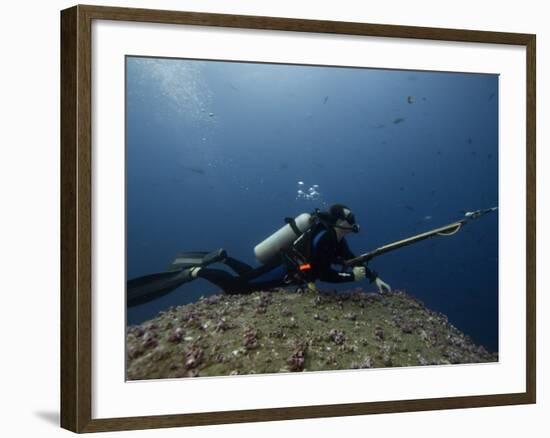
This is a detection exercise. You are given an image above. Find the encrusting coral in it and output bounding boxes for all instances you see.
[126,288,497,380]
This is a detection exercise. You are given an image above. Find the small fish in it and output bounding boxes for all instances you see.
[209,112,215,117]
[183,166,206,175]
[488,92,496,101]
[422,97,427,101]
[404,205,415,212]
[407,96,414,104]
[399,186,404,191]
[467,137,473,145]
[423,215,432,221]
[393,117,405,124]
[487,153,493,160]
[323,96,329,104]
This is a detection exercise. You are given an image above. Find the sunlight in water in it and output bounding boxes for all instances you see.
[128,57,213,124]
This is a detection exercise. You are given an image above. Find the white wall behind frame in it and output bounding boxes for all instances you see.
[0,1,545,438]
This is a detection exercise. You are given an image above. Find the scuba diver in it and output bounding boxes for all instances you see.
[127,204,391,307]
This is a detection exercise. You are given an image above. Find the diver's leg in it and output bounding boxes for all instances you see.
[196,268,249,294]
[227,263,289,294]
[197,263,289,295]
[220,256,255,276]
[244,263,288,285]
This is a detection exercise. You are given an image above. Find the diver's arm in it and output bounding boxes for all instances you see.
[336,234,390,291]
[364,266,379,283]
[339,238,378,282]
[318,267,356,283]
[346,242,391,292]
[339,238,356,260]
[314,232,357,283]
[342,263,390,291]
[374,277,391,293]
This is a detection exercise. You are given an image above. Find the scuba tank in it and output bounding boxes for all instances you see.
[254,213,315,264]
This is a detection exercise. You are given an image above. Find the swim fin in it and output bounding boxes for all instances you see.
[127,249,227,307]
[127,269,194,307]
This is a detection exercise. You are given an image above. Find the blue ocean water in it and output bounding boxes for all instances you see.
[126,56,499,352]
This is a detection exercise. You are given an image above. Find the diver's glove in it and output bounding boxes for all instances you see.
[352,266,367,281]
[374,277,391,294]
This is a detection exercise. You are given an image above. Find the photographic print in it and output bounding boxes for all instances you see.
[125,56,499,380]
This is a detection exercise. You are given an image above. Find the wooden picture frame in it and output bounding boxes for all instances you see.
[60,4,536,433]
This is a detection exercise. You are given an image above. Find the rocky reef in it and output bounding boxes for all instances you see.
[126,288,497,380]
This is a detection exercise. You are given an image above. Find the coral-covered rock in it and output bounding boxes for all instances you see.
[125,288,498,380]
[287,342,308,371]
[183,345,204,369]
[328,329,346,345]
[168,327,184,343]
[243,327,259,350]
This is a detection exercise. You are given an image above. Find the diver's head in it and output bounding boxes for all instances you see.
[328,204,360,235]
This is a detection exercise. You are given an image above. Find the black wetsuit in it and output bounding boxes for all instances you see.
[197,225,377,294]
